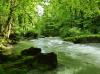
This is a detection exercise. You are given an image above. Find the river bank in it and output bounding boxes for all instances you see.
[64,34,100,43]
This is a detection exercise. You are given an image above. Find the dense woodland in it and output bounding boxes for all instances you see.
[0,0,100,38]
[0,0,100,74]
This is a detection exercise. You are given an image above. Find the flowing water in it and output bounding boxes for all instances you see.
[15,37,100,74]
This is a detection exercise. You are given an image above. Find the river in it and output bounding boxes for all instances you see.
[14,37,100,74]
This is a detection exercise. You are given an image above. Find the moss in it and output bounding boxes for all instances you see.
[64,34,100,43]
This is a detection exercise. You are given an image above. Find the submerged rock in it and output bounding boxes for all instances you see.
[21,47,41,56]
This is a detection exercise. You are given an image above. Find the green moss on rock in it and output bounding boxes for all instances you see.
[64,35,100,43]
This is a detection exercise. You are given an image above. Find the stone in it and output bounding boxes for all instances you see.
[21,47,41,56]
[33,52,57,70]
[0,51,8,63]
[24,32,38,39]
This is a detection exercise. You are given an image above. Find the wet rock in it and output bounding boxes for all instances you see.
[9,33,20,44]
[0,51,8,63]
[64,35,100,43]
[21,47,41,56]
[33,52,58,70]
[24,32,38,39]
[19,47,57,70]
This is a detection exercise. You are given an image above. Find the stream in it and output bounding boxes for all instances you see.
[15,37,100,74]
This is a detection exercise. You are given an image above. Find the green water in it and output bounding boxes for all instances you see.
[8,37,100,74]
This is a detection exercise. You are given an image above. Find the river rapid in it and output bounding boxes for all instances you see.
[15,37,100,74]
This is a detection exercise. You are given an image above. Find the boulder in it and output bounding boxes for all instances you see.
[21,47,58,70]
[9,33,20,44]
[33,52,58,70]
[21,47,41,56]
[24,32,38,39]
[0,51,8,63]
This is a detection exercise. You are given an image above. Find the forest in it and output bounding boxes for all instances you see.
[0,0,100,74]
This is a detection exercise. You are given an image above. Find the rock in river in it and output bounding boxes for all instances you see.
[21,47,41,56]
[33,52,58,70]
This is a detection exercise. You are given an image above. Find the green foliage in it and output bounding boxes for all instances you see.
[38,0,100,37]
[0,0,100,38]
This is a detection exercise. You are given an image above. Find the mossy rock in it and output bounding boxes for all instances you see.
[21,47,41,56]
[32,52,58,70]
[64,35,100,43]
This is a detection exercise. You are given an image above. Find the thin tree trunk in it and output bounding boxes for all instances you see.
[3,0,15,38]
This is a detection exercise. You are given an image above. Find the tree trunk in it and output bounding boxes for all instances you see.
[3,0,16,38]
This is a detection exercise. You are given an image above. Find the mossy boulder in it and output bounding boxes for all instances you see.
[33,52,57,70]
[9,33,20,44]
[24,32,38,39]
[64,35,100,43]
[20,47,57,70]
[0,47,58,71]
[0,51,9,63]
[21,47,41,56]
